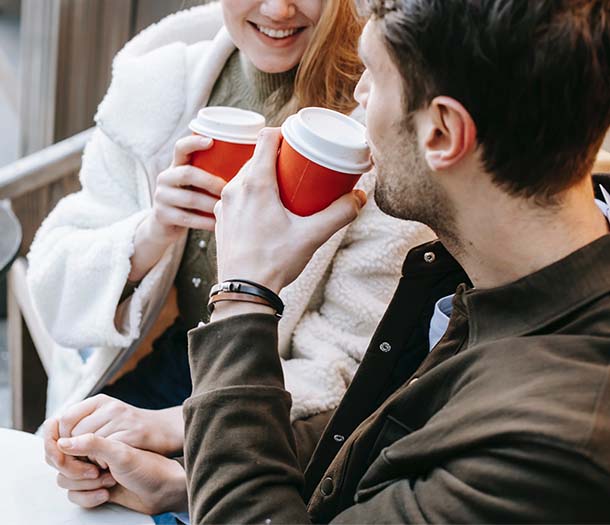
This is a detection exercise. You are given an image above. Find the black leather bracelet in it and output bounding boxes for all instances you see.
[209,279,285,317]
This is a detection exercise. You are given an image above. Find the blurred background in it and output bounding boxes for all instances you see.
[0,0,205,430]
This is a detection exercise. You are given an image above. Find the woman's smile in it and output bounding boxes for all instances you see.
[247,20,307,48]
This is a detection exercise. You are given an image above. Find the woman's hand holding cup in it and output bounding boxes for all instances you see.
[147,135,227,242]
[214,128,367,301]
[129,136,226,282]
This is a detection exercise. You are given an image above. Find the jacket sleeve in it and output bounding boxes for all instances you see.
[184,314,313,525]
[282,198,434,421]
[26,128,166,349]
[331,441,610,523]
[184,314,610,525]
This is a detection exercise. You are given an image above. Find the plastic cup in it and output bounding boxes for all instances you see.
[188,106,265,216]
[278,107,372,216]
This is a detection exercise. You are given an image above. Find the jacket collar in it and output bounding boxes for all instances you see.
[405,174,610,348]
[459,233,610,347]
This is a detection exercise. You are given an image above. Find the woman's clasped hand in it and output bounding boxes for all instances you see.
[43,395,187,515]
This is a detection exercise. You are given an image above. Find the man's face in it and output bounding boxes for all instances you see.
[355,21,451,234]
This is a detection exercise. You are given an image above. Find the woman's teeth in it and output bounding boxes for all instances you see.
[256,25,299,39]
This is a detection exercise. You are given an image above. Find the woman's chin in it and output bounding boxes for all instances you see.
[247,53,301,74]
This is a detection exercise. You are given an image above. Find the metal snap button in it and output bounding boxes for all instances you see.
[320,477,334,496]
[333,434,345,443]
[379,341,392,353]
[424,252,436,263]
[409,377,419,386]
[192,277,202,288]
[198,240,207,250]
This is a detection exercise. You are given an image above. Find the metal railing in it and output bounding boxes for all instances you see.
[0,127,93,200]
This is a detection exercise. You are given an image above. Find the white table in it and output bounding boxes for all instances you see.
[0,428,154,525]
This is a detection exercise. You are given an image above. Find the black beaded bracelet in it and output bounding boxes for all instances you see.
[209,279,285,318]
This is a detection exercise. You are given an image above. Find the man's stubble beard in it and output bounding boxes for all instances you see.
[373,119,461,249]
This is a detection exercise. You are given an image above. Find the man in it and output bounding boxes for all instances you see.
[54,0,610,522]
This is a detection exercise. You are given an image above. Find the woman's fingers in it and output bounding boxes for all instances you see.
[57,472,116,491]
[156,185,220,215]
[43,418,62,468]
[70,407,116,440]
[58,397,104,438]
[67,489,110,509]
[153,203,216,231]
[160,165,226,196]
[173,135,213,166]
[43,418,101,481]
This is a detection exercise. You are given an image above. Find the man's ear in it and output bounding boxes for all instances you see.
[422,96,477,171]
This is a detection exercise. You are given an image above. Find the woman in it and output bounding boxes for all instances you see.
[32,0,433,518]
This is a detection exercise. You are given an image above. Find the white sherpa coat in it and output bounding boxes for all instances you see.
[27,3,435,420]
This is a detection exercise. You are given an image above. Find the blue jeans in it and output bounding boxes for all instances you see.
[152,513,190,524]
[101,318,192,409]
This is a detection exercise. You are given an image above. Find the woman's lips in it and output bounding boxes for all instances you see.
[248,21,306,47]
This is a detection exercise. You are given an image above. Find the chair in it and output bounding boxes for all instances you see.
[1,131,609,432]
[0,128,92,432]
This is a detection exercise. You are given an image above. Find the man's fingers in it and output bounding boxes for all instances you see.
[67,489,110,509]
[304,190,367,243]
[49,454,100,481]
[247,128,282,184]
[57,472,116,491]
[58,434,132,470]
[51,451,101,480]
[173,135,213,166]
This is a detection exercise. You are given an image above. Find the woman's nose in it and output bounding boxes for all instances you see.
[260,0,297,20]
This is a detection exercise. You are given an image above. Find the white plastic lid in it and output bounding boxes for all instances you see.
[281,107,372,174]
[189,106,266,144]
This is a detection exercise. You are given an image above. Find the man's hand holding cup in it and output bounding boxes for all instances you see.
[214,126,368,308]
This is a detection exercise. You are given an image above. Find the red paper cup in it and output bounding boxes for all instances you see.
[277,141,361,217]
[278,108,372,216]
[190,139,256,183]
[188,107,265,216]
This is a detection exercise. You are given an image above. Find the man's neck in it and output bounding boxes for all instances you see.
[444,179,610,290]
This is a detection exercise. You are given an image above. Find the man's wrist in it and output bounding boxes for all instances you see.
[164,457,189,513]
[210,301,275,323]
[153,407,184,456]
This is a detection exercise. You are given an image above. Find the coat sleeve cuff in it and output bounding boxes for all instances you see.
[187,313,284,396]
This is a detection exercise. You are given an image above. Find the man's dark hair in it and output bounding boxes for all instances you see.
[367,0,610,202]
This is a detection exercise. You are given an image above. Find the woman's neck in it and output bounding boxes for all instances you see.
[239,52,297,103]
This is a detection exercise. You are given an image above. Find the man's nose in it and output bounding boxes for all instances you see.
[260,0,297,20]
[354,71,369,108]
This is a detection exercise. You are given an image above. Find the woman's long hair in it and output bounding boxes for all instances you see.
[268,0,365,123]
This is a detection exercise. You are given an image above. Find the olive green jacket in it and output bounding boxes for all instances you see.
[184,231,610,524]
